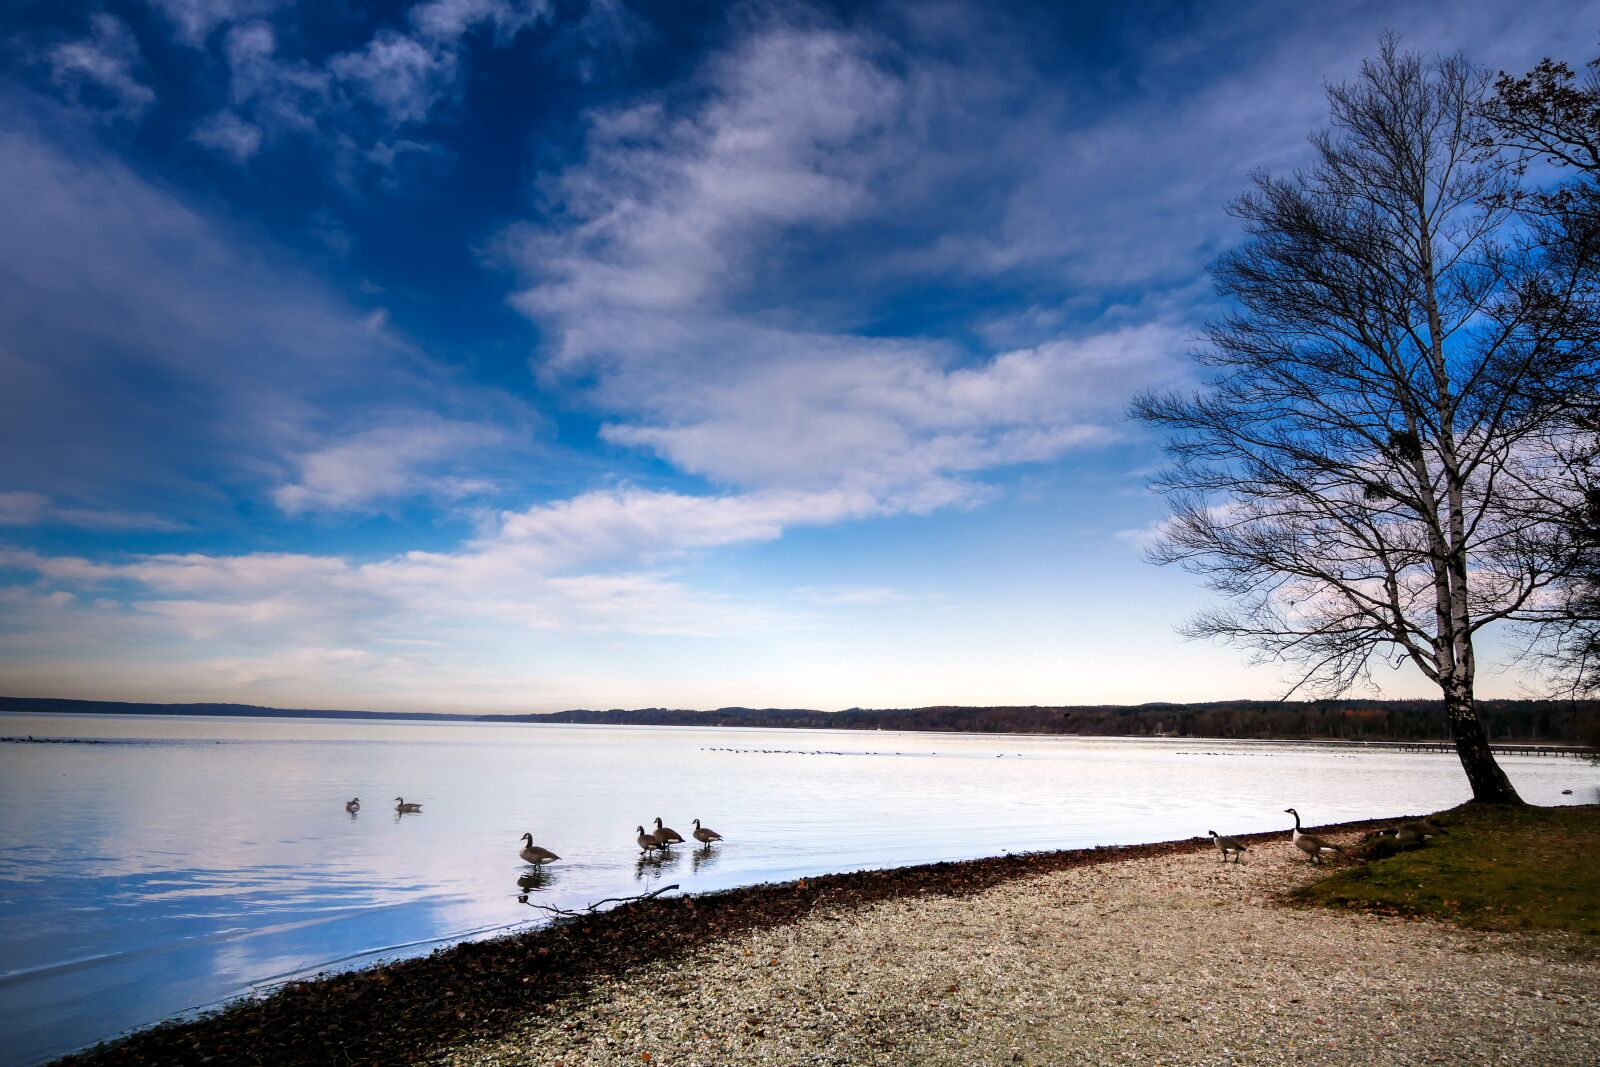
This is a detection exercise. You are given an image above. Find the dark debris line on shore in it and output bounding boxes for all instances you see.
[52,818,1398,1067]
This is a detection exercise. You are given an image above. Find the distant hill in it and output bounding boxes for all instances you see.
[0,696,473,722]
[3,694,1596,744]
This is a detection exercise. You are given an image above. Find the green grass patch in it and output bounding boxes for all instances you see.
[1292,804,1600,935]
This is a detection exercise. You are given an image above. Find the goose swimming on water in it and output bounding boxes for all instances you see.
[345,798,360,813]
[519,832,560,866]
[1284,808,1342,864]
[394,797,423,813]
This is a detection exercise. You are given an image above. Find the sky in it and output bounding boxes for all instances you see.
[0,0,1592,713]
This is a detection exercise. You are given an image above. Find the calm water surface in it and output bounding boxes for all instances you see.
[1,713,1596,1066]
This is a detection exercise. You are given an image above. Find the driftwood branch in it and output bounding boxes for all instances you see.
[519,884,680,918]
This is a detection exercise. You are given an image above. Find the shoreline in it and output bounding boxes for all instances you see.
[52,816,1414,1067]
[6,700,1595,754]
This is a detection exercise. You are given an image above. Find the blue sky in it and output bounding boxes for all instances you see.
[0,0,1590,712]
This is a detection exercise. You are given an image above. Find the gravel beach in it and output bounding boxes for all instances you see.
[54,823,1597,1067]
[437,829,1597,1067]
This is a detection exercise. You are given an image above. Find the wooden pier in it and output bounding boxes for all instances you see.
[1345,740,1595,758]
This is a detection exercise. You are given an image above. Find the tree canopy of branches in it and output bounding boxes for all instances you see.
[1133,40,1599,803]
[1483,54,1600,703]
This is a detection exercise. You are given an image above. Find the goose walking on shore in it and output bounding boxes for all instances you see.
[653,817,684,848]
[345,798,360,814]
[1207,830,1246,863]
[1284,808,1342,864]
[518,832,560,866]
[394,797,423,814]
[636,825,664,855]
[692,818,723,848]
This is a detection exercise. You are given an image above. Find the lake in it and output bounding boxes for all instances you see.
[1,713,1595,1067]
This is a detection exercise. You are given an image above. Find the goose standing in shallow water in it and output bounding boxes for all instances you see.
[345,798,360,814]
[692,818,723,847]
[394,797,423,813]
[653,817,684,848]
[1207,830,1246,863]
[636,825,664,855]
[518,832,560,866]
[1284,808,1342,864]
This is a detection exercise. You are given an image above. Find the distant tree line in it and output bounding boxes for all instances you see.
[3,694,1594,745]
[535,699,1599,744]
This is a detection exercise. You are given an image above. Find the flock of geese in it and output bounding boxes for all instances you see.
[520,817,725,867]
[1206,807,1448,865]
[341,798,724,868]
[343,797,421,814]
[520,815,724,867]
[348,796,1448,873]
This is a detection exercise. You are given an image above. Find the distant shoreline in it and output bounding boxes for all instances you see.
[4,693,1596,749]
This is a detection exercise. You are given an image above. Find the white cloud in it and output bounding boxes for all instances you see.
[409,0,551,45]
[492,486,885,566]
[0,486,845,667]
[200,0,555,173]
[513,22,902,331]
[47,14,155,118]
[595,323,1180,493]
[191,110,262,161]
[500,18,1188,519]
[0,492,49,526]
[273,419,507,515]
[330,30,457,125]
[144,0,289,47]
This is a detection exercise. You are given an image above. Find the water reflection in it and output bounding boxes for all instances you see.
[3,714,1596,1067]
[633,848,681,883]
[515,868,556,901]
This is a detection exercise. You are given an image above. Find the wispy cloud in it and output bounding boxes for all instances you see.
[184,0,554,173]
[0,492,187,531]
[273,419,509,515]
[145,0,290,47]
[46,14,154,118]
[0,112,533,524]
[504,16,1191,519]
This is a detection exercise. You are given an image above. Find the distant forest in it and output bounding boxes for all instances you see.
[7,694,1592,745]
[536,700,1600,744]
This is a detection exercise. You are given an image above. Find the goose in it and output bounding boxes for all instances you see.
[394,796,423,813]
[1207,830,1247,863]
[345,798,360,813]
[519,832,560,866]
[1392,824,1427,848]
[1399,817,1448,838]
[636,825,664,855]
[692,818,723,847]
[653,817,685,848]
[1284,808,1342,864]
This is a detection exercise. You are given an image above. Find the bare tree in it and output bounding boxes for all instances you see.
[1133,40,1597,803]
